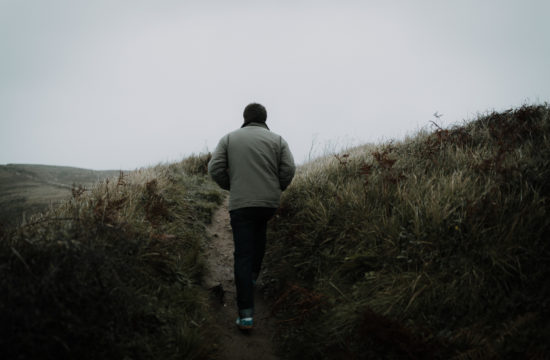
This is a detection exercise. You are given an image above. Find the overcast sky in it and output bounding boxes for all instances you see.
[1,0,549,170]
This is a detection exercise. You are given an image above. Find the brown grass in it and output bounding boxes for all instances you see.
[0,156,224,359]
[264,104,550,359]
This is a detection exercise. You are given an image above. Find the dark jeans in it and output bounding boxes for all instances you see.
[229,207,276,317]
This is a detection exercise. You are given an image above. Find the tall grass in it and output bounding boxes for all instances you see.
[0,155,223,359]
[264,104,550,359]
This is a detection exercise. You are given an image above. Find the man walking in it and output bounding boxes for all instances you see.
[208,103,295,330]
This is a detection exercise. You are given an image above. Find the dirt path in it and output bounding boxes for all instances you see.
[204,197,280,360]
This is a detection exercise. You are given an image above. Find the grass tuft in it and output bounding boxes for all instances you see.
[264,104,550,359]
[0,158,224,359]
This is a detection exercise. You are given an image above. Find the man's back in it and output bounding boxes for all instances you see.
[208,122,295,211]
[207,102,295,330]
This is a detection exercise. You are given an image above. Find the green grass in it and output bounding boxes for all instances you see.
[264,104,550,359]
[0,155,224,359]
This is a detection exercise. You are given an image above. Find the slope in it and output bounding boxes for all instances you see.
[0,164,121,227]
[263,104,550,359]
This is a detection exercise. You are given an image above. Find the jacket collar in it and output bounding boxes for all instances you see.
[241,122,270,130]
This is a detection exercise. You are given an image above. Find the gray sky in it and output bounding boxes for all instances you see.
[1,0,549,170]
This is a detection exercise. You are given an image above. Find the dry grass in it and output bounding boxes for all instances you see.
[0,156,223,359]
[0,164,121,227]
[264,104,550,359]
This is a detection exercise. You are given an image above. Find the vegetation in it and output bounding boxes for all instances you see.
[3,106,549,359]
[0,155,223,359]
[264,104,550,359]
[0,164,121,227]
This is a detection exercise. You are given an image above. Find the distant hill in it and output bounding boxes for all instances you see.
[0,157,223,359]
[0,164,121,227]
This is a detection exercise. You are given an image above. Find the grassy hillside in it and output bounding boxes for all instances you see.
[0,164,121,227]
[264,104,550,359]
[0,154,223,359]
[3,105,548,359]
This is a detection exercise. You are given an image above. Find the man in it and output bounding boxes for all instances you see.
[208,103,295,330]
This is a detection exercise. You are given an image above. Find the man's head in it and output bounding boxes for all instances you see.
[243,103,267,124]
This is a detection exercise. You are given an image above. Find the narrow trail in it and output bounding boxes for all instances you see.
[204,197,280,360]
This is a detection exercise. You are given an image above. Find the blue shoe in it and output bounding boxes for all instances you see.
[236,317,254,330]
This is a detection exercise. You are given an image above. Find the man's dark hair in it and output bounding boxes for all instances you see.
[243,103,267,123]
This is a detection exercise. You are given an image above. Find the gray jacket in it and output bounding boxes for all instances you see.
[208,122,295,211]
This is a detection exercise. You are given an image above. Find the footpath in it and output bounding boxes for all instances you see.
[203,197,280,360]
